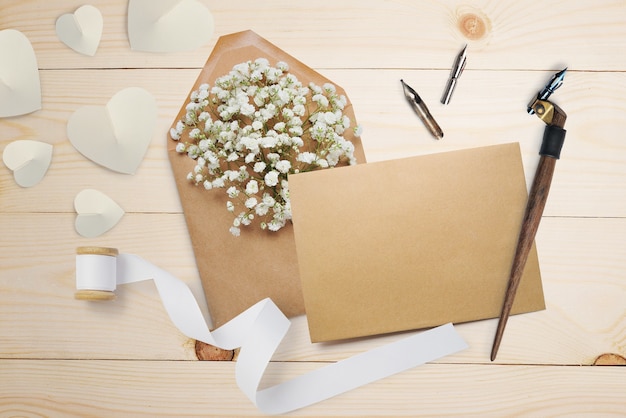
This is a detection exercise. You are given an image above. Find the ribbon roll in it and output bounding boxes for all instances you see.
[74,246,468,414]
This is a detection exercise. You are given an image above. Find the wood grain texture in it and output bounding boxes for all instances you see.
[2,0,626,71]
[491,155,558,361]
[1,0,625,416]
[0,214,623,366]
[2,360,625,417]
[2,70,626,217]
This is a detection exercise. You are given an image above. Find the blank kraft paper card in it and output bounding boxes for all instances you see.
[289,142,546,342]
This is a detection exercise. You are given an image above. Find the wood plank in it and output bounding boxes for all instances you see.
[2,1,625,416]
[2,69,625,217]
[1,0,625,71]
[1,360,625,416]
[270,217,626,365]
[0,212,204,360]
[0,68,199,213]
[1,213,623,365]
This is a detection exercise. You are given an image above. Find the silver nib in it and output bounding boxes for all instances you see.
[441,44,467,105]
[401,79,444,140]
[527,68,567,114]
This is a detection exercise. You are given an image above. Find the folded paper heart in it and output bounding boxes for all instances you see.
[56,5,103,56]
[127,0,214,52]
[0,29,42,117]
[67,87,156,174]
[74,189,125,238]
[2,140,53,187]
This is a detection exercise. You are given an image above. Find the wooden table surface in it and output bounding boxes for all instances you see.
[1,1,625,416]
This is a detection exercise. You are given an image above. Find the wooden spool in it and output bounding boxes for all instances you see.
[74,246,119,301]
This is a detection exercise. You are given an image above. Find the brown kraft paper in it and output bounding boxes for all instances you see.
[167,30,366,328]
[289,143,545,342]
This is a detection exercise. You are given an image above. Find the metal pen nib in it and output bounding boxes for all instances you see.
[527,67,567,114]
[441,44,467,105]
[401,79,444,140]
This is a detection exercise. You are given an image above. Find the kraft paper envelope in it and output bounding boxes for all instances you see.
[167,31,365,328]
[289,142,545,342]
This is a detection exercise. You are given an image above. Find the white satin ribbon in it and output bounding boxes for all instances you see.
[76,251,468,414]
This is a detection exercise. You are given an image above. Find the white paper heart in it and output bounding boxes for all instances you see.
[0,29,42,117]
[67,87,157,174]
[2,140,53,187]
[74,189,125,238]
[127,0,214,52]
[56,5,103,56]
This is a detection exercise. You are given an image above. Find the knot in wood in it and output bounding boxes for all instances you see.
[458,12,489,40]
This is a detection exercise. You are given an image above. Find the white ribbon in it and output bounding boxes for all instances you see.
[76,251,468,414]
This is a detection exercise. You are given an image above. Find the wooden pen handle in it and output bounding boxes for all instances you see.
[490,155,557,360]
[490,113,566,361]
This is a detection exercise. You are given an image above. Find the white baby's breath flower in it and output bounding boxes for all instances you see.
[260,135,278,149]
[255,202,269,216]
[198,89,209,100]
[252,120,264,131]
[245,197,258,209]
[267,219,285,232]
[323,83,336,94]
[172,59,357,235]
[253,161,266,173]
[266,153,280,163]
[273,121,286,132]
[275,160,291,174]
[297,152,317,164]
[237,166,249,182]
[227,186,239,198]
[186,144,200,158]
[312,94,329,107]
[245,179,259,195]
[212,177,225,188]
[240,103,255,116]
[264,170,279,187]
[323,111,337,124]
[227,170,239,182]
[291,136,304,147]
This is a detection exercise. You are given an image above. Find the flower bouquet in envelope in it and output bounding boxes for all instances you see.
[167,31,365,327]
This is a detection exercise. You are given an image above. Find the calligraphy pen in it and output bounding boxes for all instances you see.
[490,68,568,361]
[400,79,444,140]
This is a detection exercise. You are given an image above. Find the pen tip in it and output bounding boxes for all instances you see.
[490,344,499,361]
